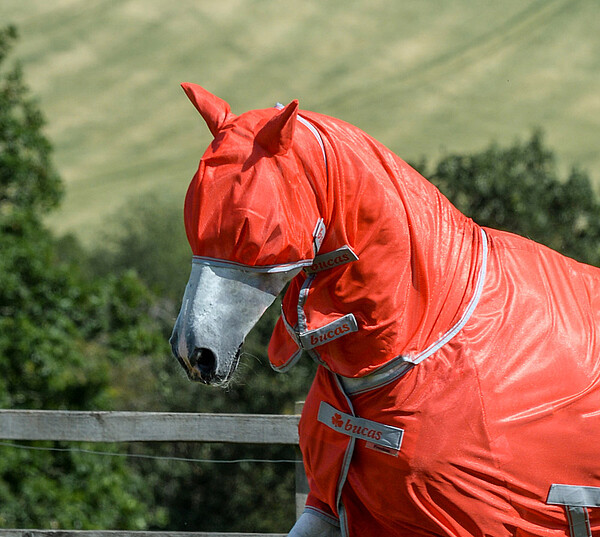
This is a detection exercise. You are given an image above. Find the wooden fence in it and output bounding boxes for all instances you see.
[0,409,308,537]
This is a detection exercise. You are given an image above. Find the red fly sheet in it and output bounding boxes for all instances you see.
[181,83,600,536]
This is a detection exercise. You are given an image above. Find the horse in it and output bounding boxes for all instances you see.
[170,83,600,537]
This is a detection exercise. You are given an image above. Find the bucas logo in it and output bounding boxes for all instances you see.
[305,246,359,274]
[335,414,383,441]
[307,252,353,273]
[331,413,344,428]
[310,322,351,347]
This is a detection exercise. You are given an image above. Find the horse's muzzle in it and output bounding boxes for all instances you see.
[170,262,297,386]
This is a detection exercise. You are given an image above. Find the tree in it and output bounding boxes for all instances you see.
[0,25,167,530]
[0,26,62,222]
[419,131,600,267]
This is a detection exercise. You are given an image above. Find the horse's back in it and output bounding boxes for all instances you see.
[459,227,600,527]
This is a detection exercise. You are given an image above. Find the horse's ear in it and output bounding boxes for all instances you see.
[181,83,234,137]
[255,100,299,155]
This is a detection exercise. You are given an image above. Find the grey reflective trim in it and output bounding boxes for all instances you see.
[304,246,359,274]
[405,228,488,366]
[339,501,350,537]
[547,484,600,507]
[339,355,415,395]
[192,255,310,274]
[270,309,303,373]
[303,506,340,528]
[281,307,301,347]
[312,218,326,255]
[297,273,314,335]
[271,348,303,373]
[299,314,358,350]
[332,375,356,537]
[307,347,330,369]
[298,115,327,169]
[318,401,404,451]
[566,506,591,537]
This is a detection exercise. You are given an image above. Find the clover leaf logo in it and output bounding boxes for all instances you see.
[331,413,343,428]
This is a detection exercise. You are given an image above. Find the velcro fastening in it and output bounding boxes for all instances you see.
[547,484,600,508]
[298,314,358,350]
[547,484,600,537]
[318,402,404,452]
[304,246,359,274]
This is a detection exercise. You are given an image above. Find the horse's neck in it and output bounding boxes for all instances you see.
[307,114,484,363]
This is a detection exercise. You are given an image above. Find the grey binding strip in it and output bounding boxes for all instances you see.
[298,115,327,167]
[338,228,488,395]
[192,256,311,274]
[332,375,357,537]
[547,484,600,507]
[318,401,404,451]
[565,506,592,537]
[406,228,488,365]
[339,355,414,395]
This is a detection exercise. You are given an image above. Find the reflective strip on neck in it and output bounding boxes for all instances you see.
[404,227,488,366]
[298,115,327,167]
[339,355,414,395]
[339,228,488,395]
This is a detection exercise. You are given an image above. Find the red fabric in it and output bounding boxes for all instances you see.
[181,84,600,536]
[301,228,600,534]
[183,91,323,269]
[267,110,485,377]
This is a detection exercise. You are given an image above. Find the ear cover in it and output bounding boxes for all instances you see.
[181,82,234,137]
[255,100,299,155]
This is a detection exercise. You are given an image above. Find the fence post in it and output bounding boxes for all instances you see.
[294,401,308,520]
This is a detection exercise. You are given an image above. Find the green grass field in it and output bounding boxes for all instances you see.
[4,0,599,242]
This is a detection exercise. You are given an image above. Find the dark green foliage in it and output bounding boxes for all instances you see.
[0,26,62,222]
[420,131,600,267]
[0,25,167,530]
[89,191,192,302]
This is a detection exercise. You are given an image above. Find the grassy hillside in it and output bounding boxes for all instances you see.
[4,0,599,242]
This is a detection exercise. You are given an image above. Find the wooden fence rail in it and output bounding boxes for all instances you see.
[0,410,299,444]
[0,410,305,537]
[0,529,286,537]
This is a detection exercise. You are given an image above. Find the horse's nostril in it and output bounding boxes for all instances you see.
[190,347,217,378]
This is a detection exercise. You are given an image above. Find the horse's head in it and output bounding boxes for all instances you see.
[170,84,325,385]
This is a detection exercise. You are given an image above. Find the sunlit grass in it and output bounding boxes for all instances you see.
[4,0,598,242]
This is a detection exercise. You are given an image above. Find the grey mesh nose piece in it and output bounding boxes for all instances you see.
[170,262,299,385]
